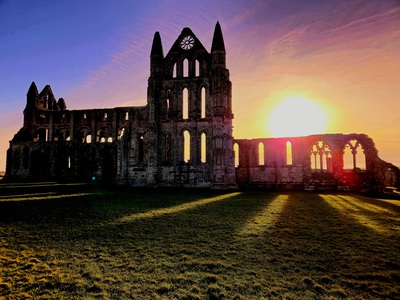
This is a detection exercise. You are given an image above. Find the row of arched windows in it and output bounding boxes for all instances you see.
[167,87,206,120]
[234,140,366,171]
[33,127,128,144]
[165,131,207,164]
[172,59,201,78]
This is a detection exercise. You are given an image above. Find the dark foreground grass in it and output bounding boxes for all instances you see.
[0,183,399,299]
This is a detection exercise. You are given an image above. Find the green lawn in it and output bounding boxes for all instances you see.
[0,183,399,299]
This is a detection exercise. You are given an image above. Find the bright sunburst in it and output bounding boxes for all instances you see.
[267,96,328,137]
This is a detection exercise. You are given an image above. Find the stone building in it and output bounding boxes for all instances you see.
[5,22,400,192]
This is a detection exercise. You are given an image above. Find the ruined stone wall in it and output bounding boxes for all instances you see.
[234,134,399,191]
[5,23,399,192]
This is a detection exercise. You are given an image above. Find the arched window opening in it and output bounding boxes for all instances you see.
[183,130,190,163]
[97,128,109,143]
[356,145,366,170]
[125,112,129,121]
[107,137,113,143]
[104,112,108,120]
[166,89,171,117]
[138,136,144,163]
[195,60,200,77]
[201,133,206,163]
[86,134,92,143]
[201,87,206,119]
[343,140,366,170]
[310,141,332,172]
[67,156,71,169]
[183,88,189,119]
[234,143,239,167]
[172,63,177,78]
[83,113,87,120]
[118,128,125,140]
[183,59,189,77]
[343,144,353,170]
[286,141,292,165]
[57,129,70,142]
[258,142,265,166]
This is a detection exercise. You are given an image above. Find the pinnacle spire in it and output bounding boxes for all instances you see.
[211,21,225,52]
[27,81,38,98]
[151,31,164,57]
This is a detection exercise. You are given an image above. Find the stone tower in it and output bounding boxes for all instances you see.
[144,22,237,188]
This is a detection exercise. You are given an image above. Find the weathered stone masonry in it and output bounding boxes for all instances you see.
[5,22,399,192]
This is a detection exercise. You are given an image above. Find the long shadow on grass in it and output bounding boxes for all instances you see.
[2,188,399,299]
[254,192,400,298]
[0,188,286,298]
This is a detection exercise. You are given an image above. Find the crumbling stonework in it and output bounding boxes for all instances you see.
[234,135,399,192]
[5,22,399,192]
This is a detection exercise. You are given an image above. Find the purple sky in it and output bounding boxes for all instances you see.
[1,0,400,171]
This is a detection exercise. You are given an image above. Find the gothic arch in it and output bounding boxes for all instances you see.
[310,140,332,172]
[77,126,92,143]
[200,85,207,119]
[55,128,70,142]
[343,139,366,170]
[97,126,111,143]
[286,141,293,165]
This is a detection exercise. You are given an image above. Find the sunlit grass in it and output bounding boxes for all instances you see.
[321,194,400,234]
[116,192,241,223]
[0,184,399,299]
[0,193,92,202]
[237,194,288,237]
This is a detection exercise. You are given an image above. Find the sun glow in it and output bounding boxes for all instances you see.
[268,96,328,137]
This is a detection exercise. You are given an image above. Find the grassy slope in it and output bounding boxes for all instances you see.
[0,183,399,299]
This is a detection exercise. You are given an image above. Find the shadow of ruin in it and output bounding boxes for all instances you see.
[5,22,400,194]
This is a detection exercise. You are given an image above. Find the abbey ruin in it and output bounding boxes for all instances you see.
[5,22,400,192]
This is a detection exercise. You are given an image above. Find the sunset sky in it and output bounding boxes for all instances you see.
[1,0,399,171]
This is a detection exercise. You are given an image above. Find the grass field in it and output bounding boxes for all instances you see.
[0,182,399,299]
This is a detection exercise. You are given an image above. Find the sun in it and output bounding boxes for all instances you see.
[267,96,328,137]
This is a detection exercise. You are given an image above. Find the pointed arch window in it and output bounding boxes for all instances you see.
[166,89,171,117]
[195,60,200,77]
[234,143,239,167]
[183,130,190,163]
[201,87,206,119]
[343,140,366,170]
[311,141,332,172]
[172,63,177,78]
[286,141,293,165]
[258,142,265,166]
[201,133,207,163]
[138,136,144,163]
[183,88,189,119]
[183,59,189,77]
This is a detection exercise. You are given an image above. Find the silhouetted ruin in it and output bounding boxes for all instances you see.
[5,22,400,192]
